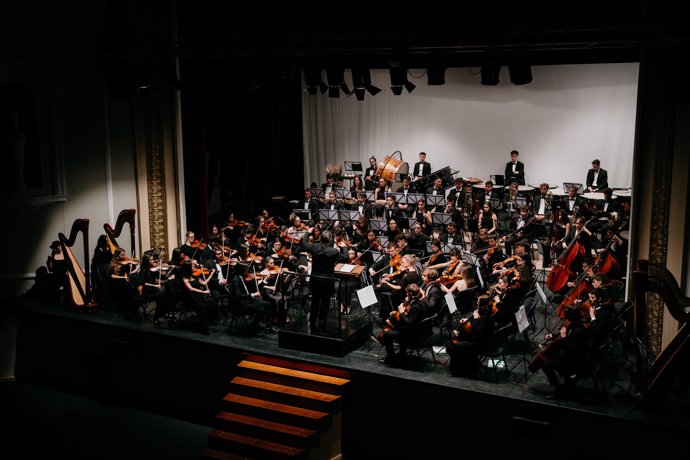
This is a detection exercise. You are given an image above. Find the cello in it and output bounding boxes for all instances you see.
[546,217,593,293]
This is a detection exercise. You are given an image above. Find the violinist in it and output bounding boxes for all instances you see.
[424,239,447,269]
[479,235,504,285]
[140,254,170,326]
[255,216,275,249]
[380,283,426,367]
[489,274,522,328]
[419,268,444,316]
[369,241,399,285]
[287,215,308,242]
[236,227,258,261]
[348,215,370,245]
[447,296,495,377]
[108,247,139,319]
[268,240,294,268]
[440,263,477,305]
[180,260,217,335]
[182,230,212,262]
[228,265,272,336]
[223,212,243,242]
[258,257,285,328]
[374,253,421,323]
[539,305,589,399]
[503,205,536,256]
[207,224,223,248]
[440,247,464,277]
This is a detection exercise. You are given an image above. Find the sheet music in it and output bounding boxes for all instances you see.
[356,285,378,309]
[516,305,530,333]
[445,292,457,314]
[339,263,356,273]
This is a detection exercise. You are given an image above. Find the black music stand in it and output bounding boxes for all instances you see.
[426,194,445,208]
[406,217,420,230]
[335,188,352,200]
[309,187,325,198]
[406,192,425,205]
[318,209,339,222]
[491,174,505,186]
[379,235,389,247]
[339,210,360,222]
[445,243,463,254]
[344,161,363,173]
[563,182,584,195]
[431,212,452,227]
[369,218,387,233]
[371,251,383,263]
[365,190,375,202]
[534,281,554,339]
[292,209,312,224]
[394,193,407,205]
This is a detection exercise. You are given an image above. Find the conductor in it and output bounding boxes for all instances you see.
[300,228,348,333]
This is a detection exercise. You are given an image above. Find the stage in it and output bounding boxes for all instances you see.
[5,293,690,459]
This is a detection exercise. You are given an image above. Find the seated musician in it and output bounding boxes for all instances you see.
[207,224,223,248]
[411,199,433,235]
[561,184,587,218]
[374,252,421,323]
[381,193,401,223]
[321,190,342,211]
[471,228,490,254]
[268,239,296,271]
[380,283,427,367]
[440,264,478,308]
[350,174,365,195]
[538,305,589,399]
[479,235,504,285]
[395,233,415,256]
[477,202,498,237]
[348,216,370,245]
[356,230,382,267]
[503,205,536,256]
[588,188,622,238]
[373,177,392,216]
[441,196,464,229]
[585,287,615,350]
[257,257,284,329]
[441,247,464,278]
[597,223,628,272]
[179,260,217,335]
[447,295,495,377]
[440,222,463,245]
[396,175,416,217]
[287,215,308,242]
[350,192,374,221]
[479,181,501,211]
[562,216,594,259]
[383,218,403,242]
[297,189,319,227]
[406,222,430,256]
[446,177,465,204]
[502,182,522,219]
[321,173,336,196]
[420,268,444,316]
[228,265,273,336]
[424,239,447,269]
[108,247,140,319]
[489,273,522,329]
[425,176,444,197]
[181,230,205,260]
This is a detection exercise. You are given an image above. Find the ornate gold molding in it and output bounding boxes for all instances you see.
[647,108,675,357]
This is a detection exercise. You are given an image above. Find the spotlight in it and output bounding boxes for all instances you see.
[427,56,446,85]
[351,67,382,101]
[481,63,501,85]
[509,62,532,85]
[303,64,326,95]
[326,66,350,98]
[389,66,414,95]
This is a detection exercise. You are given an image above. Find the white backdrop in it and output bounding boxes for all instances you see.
[302,63,638,190]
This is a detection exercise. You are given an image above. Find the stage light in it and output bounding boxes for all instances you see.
[427,56,446,85]
[351,67,381,101]
[326,66,350,98]
[389,65,414,95]
[481,63,501,85]
[509,62,532,85]
[303,64,326,95]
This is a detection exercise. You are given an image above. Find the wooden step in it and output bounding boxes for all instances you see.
[200,447,253,460]
[208,429,307,460]
[243,354,351,380]
[229,376,342,413]
[215,411,318,448]
[223,393,329,431]
[236,360,349,396]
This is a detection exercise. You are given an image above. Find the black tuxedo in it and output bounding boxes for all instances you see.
[382,205,402,223]
[586,168,609,191]
[297,198,319,221]
[504,160,525,185]
[350,200,374,220]
[561,195,586,216]
[413,161,431,178]
[441,231,463,245]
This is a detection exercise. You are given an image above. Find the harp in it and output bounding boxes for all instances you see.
[104,209,137,257]
[631,259,690,406]
[58,218,97,311]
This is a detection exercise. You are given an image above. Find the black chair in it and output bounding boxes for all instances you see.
[608,279,625,302]
[406,313,439,371]
[223,285,254,335]
[478,323,515,383]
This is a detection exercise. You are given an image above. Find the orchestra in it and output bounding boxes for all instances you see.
[75,158,631,395]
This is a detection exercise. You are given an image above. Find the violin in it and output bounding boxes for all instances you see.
[190,239,207,250]
[119,257,140,265]
[435,274,461,287]
[192,266,210,277]
[227,219,246,228]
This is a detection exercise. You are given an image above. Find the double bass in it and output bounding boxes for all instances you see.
[546,217,593,293]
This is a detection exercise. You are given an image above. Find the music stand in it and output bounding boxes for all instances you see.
[394,193,407,205]
[309,187,324,198]
[563,182,584,195]
[318,209,339,221]
[379,235,389,247]
[510,304,533,382]
[370,218,387,233]
[344,161,363,173]
[534,282,553,338]
[447,243,463,254]
[406,217,420,230]
[462,250,479,267]
[371,251,383,263]
[515,197,527,208]
[292,209,311,222]
[491,174,505,186]
[426,194,445,208]
[431,212,452,227]
[365,190,375,202]
[406,192,425,205]
[335,188,352,200]
[426,240,434,254]
[339,210,360,222]
[356,284,378,326]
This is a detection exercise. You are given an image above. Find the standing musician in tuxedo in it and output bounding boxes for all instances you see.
[364,156,378,190]
[504,149,526,185]
[586,159,608,193]
[380,283,427,367]
[412,151,431,182]
[298,189,319,227]
[299,228,348,333]
[448,295,495,377]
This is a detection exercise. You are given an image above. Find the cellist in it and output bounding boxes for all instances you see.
[447,295,495,377]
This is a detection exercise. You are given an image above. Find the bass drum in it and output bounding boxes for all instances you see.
[375,151,409,187]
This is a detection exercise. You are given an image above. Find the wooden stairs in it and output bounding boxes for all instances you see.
[201,354,350,460]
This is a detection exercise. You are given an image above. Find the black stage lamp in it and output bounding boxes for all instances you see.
[326,66,350,98]
[303,65,327,95]
[390,66,415,95]
[427,56,446,85]
[481,63,501,85]
[351,67,382,101]
[509,62,533,85]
